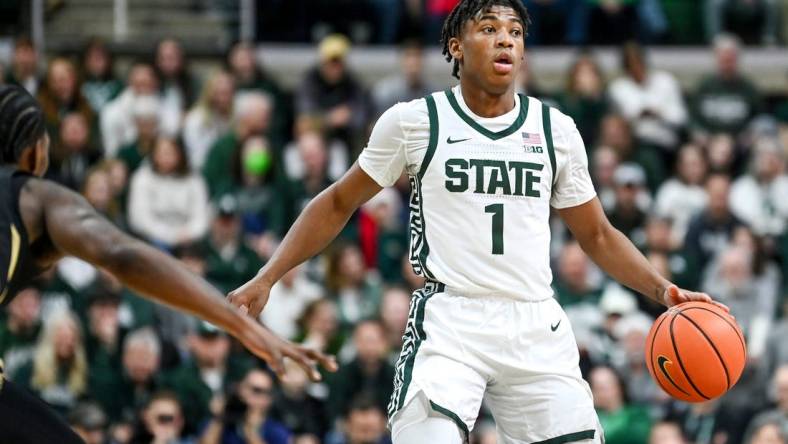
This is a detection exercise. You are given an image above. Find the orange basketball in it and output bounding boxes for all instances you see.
[645,301,747,403]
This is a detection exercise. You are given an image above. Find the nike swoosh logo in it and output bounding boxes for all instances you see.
[446,137,471,144]
[657,356,686,393]
[550,320,561,332]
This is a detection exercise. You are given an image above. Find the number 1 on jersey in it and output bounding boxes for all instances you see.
[484,204,504,255]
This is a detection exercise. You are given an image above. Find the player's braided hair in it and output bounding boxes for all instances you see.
[0,85,46,164]
[440,0,530,79]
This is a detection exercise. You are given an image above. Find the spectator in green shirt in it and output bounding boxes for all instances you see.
[592,365,652,444]
[202,195,264,294]
[116,95,160,175]
[692,34,762,137]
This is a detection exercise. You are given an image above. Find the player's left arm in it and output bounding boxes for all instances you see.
[548,109,718,309]
[558,198,714,307]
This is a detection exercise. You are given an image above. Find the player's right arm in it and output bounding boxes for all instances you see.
[229,101,415,317]
[25,179,336,380]
[228,164,382,316]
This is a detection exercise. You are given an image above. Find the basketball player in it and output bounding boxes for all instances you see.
[229,1,721,442]
[0,84,335,444]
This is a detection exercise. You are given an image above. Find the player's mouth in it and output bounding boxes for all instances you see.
[493,53,514,75]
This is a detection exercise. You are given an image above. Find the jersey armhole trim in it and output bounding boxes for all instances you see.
[417,94,439,181]
[542,103,558,187]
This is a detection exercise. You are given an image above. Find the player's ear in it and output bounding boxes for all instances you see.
[449,37,462,62]
[32,133,50,177]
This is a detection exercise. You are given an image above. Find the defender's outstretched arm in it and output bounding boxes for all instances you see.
[32,179,335,379]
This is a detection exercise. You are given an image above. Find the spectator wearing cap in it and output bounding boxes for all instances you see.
[101,61,181,157]
[654,144,709,246]
[372,41,435,118]
[683,173,744,276]
[729,139,788,238]
[182,70,235,171]
[691,34,762,137]
[553,240,602,307]
[609,42,688,166]
[260,264,323,340]
[327,320,394,424]
[80,37,124,112]
[69,401,109,444]
[598,114,665,193]
[163,321,253,434]
[202,195,264,294]
[0,286,42,379]
[93,327,162,421]
[48,112,102,191]
[127,137,210,249]
[295,34,370,154]
[116,95,161,175]
[607,163,650,248]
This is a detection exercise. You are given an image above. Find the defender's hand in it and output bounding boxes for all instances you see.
[235,316,338,381]
[228,276,272,318]
[662,284,729,312]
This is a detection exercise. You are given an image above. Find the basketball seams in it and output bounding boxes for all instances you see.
[677,312,731,389]
[669,314,710,400]
[649,313,689,396]
[682,306,746,360]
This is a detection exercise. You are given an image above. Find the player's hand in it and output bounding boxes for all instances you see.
[235,315,338,381]
[662,284,730,312]
[228,275,272,318]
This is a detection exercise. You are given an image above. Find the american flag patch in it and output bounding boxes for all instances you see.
[522,132,542,145]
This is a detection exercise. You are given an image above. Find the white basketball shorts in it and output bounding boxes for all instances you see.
[388,282,603,444]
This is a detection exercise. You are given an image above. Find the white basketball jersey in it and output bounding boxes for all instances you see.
[409,90,557,301]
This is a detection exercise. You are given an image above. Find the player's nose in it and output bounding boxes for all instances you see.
[496,30,514,48]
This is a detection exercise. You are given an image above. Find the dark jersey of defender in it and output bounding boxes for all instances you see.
[0,165,40,305]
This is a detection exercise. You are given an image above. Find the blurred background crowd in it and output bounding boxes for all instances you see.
[1,0,788,444]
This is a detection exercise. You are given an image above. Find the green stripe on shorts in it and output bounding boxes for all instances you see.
[532,429,596,444]
[429,400,469,443]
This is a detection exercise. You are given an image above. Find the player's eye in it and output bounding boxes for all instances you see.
[511,29,522,37]
[483,26,495,34]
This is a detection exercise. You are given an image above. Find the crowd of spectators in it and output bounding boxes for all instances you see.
[0,22,788,444]
[256,0,787,46]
